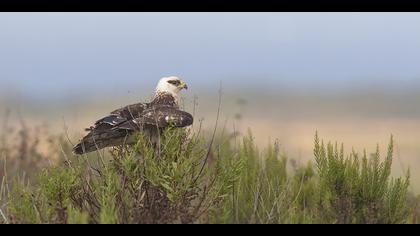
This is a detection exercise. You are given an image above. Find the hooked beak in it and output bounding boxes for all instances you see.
[179,81,188,90]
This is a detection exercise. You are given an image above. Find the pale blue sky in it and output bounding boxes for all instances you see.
[1,12,420,101]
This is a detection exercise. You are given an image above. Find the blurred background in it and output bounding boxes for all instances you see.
[0,12,419,191]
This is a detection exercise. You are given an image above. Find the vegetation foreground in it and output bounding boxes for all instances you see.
[0,125,419,224]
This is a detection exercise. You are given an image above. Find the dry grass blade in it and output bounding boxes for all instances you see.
[0,208,8,224]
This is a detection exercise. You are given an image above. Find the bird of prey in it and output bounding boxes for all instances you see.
[73,76,193,155]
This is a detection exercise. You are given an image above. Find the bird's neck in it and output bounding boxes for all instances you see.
[152,92,178,107]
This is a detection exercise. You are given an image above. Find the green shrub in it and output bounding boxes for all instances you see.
[211,131,410,224]
[5,127,241,224]
[2,129,412,224]
[314,132,410,224]
[212,131,318,224]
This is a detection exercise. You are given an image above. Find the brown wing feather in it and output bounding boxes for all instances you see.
[85,102,147,131]
[74,94,192,155]
[110,102,147,119]
[115,106,193,131]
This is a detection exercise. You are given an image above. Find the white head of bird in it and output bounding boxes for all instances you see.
[155,76,188,97]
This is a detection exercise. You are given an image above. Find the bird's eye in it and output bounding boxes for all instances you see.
[168,80,180,86]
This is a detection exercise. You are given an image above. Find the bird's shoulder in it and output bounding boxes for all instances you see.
[111,102,148,119]
[85,102,147,131]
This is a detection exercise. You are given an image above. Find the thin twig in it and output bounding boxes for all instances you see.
[62,117,75,146]
[192,82,222,185]
[59,143,72,169]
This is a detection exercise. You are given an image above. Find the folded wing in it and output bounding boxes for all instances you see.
[116,105,194,131]
[86,102,146,131]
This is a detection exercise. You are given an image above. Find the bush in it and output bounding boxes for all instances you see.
[0,129,413,224]
[213,132,410,224]
[314,133,410,224]
[4,128,242,224]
